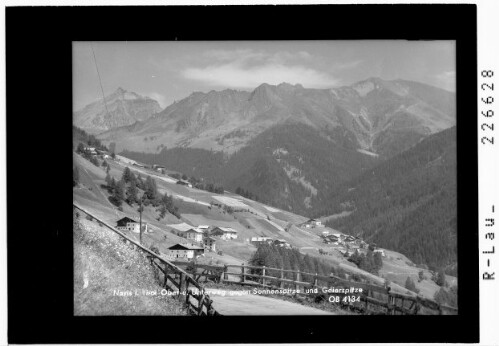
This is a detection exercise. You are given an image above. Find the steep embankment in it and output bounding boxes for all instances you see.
[74,211,187,315]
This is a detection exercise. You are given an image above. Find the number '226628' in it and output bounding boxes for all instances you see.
[481,70,495,145]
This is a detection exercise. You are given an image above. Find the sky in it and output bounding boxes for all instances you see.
[73,40,455,110]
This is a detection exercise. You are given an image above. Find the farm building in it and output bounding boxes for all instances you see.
[210,227,238,240]
[374,249,386,257]
[167,244,205,261]
[176,180,192,187]
[273,239,290,248]
[166,222,197,236]
[185,228,203,243]
[203,236,217,252]
[115,217,148,233]
[300,218,323,228]
[250,236,273,245]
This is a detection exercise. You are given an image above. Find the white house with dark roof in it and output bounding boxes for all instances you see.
[185,228,203,242]
[167,243,205,260]
[116,217,148,233]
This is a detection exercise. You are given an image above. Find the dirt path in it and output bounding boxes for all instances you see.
[208,292,332,315]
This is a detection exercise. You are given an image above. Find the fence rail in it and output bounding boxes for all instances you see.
[73,203,220,316]
[220,263,457,315]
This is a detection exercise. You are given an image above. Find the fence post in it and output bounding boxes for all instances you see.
[185,279,190,306]
[163,263,169,288]
[262,266,266,286]
[241,263,245,283]
[295,271,301,291]
[313,273,318,287]
[223,265,228,281]
[178,272,184,300]
[280,268,284,288]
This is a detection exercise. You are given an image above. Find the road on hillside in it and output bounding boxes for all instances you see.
[208,292,332,315]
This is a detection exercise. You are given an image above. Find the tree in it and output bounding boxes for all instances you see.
[182,173,188,181]
[105,173,112,187]
[436,269,446,287]
[418,270,425,282]
[106,165,111,174]
[76,143,85,154]
[405,276,419,294]
[111,152,116,159]
[122,167,132,183]
[126,180,139,205]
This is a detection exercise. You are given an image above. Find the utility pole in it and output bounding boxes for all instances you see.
[139,197,143,245]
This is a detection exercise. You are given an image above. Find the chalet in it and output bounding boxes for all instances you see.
[185,228,203,243]
[152,164,166,171]
[250,236,273,245]
[167,243,205,260]
[115,217,148,233]
[327,234,339,242]
[203,236,217,252]
[176,180,192,188]
[273,239,290,248]
[210,227,238,240]
[344,235,356,243]
[84,147,98,155]
[166,223,197,236]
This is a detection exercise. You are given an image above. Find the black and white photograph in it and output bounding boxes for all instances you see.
[72,40,458,316]
[5,3,490,344]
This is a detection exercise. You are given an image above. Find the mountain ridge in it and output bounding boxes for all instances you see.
[97,78,455,158]
[74,87,162,134]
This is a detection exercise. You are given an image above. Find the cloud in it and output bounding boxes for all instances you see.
[435,71,456,91]
[147,92,166,108]
[182,49,339,89]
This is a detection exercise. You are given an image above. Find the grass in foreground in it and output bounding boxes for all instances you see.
[74,211,188,316]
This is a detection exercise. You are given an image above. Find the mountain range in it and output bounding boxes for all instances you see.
[97,78,455,158]
[73,87,162,134]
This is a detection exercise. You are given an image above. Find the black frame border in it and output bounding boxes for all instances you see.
[6,4,478,344]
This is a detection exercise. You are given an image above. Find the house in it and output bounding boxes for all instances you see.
[203,236,217,252]
[210,227,238,240]
[176,180,192,188]
[322,231,330,236]
[327,235,339,242]
[273,239,290,248]
[250,236,273,245]
[166,222,197,237]
[344,235,356,243]
[152,164,166,171]
[167,243,205,261]
[84,147,98,155]
[374,249,386,257]
[185,228,203,243]
[115,217,148,233]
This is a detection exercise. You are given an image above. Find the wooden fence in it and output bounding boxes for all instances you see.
[220,263,458,315]
[73,204,220,316]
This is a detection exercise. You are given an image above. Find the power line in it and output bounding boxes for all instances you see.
[90,42,110,117]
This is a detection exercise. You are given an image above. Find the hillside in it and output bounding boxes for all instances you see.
[321,127,457,272]
[98,78,455,158]
[73,148,453,304]
[121,122,376,215]
[73,210,187,315]
[74,87,162,134]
